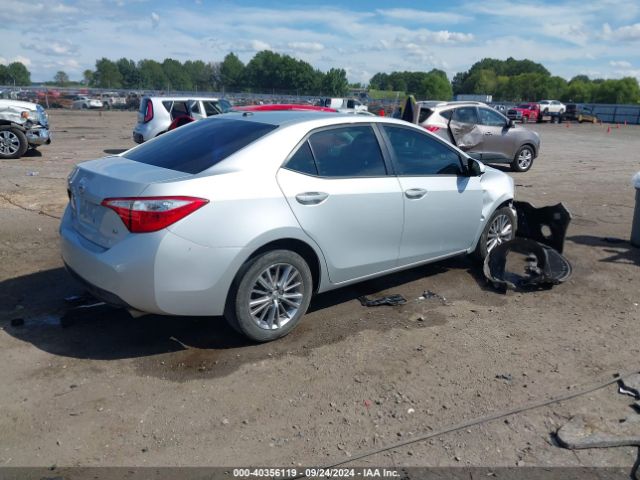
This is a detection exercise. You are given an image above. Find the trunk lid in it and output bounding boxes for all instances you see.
[67,155,189,248]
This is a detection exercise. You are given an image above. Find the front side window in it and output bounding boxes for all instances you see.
[383,126,463,176]
[478,107,507,127]
[204,101,221,116]
[308,126,386,177]
[452,107,479,124]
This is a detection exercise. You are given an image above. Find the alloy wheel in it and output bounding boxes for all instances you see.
[249,263,304,330]
[0,130,20,156]
[517,148,533,170]
[487,214,513,252]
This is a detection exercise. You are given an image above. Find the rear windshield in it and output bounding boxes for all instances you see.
[125,117,277,174]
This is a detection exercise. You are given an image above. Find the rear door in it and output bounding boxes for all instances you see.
[476,106,514,161]
[380,124,483,263]
[277,124,404,284]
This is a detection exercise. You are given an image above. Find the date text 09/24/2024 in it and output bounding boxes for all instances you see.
[232,468,400,478]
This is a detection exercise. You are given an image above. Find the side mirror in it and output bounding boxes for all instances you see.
[467,158,486,176]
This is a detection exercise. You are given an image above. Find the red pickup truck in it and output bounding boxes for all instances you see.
[506,103,541,123]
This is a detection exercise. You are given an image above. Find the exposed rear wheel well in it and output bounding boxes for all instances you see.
[246,238,321,293]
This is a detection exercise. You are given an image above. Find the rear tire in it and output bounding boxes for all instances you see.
[511,145,534,172]
[225,250,313,342]
[474,206,516,261]
[0,126,28,159]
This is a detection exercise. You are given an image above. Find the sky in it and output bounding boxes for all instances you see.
[1,0,640,84]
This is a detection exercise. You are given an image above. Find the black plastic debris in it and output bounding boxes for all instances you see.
[10,318,24,327]
[358,294,407,307]
[514,201,572,253]
[484,238,572,291]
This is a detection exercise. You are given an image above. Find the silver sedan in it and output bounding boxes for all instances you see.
[60,112,515,342]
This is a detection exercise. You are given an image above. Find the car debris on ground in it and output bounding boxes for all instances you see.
[483,201,573,291]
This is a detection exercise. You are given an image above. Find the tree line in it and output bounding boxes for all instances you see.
[450,57,640,104]
[74,52,350,96]
[6,52,640,104]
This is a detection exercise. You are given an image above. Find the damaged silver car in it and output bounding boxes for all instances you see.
[0,99,51,159]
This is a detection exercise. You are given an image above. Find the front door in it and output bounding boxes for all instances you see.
[380,124,483,264]
[277,125,404,284]
[476,106,515,161]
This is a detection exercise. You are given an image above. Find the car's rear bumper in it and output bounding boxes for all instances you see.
[60,206,242,316]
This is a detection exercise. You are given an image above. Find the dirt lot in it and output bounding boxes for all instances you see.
[1,110,639,470]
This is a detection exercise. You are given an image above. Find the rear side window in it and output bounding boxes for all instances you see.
[453,107,479,124]
[285,141,317,175]
[125,118,278,174]
[308,126,386,177]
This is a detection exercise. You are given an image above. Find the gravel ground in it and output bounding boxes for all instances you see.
[0,111,639,469]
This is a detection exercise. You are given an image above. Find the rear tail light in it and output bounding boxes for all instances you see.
[425,126,440,133]
[101,196,208,233]
[143,101,154,123]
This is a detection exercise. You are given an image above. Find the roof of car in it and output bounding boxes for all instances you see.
[209,110,408,129]
[416,100,488,109]
[146,96,221,102]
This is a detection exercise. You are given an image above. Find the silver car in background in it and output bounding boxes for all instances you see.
[410,101,541,172]
[61,112,515,342]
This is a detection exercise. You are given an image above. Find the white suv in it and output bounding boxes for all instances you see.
[538,100,565,114]
[132,96,232,143]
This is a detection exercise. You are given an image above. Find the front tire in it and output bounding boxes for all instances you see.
[511,145,534,172]
[474,206,516,260]
[0,126,28,159]
[225,250,313,342]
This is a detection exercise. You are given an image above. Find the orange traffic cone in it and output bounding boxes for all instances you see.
[566,122,570,128]
[617,123,620,129]
[607,126,611,133]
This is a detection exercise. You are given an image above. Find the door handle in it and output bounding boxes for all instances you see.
[404,188,428,199]
[484,132,493,136]
[295,192,329,205]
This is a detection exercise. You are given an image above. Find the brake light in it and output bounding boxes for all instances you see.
[143,100,153,123]
[101,196,208,233]
[425,126,440,133]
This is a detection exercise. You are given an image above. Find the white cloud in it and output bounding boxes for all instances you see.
[150,11,160,28]
[287,42,325,52]
[601,22,640,41]
[610,60,632,68]
[376,8,470,24]
[21,40,78,57]
[249,40,271,51]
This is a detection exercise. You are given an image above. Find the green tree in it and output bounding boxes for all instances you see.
[321,68,348,96]
[138,59,167,89]
[116,58,140,89]
[0,65,10,85]
[93,58,122,88]
[220,52,245,91]
[6,62,31,86]
[420,69,453,100]
[54,71,69,86]
[82,69,94,86]
[162,58,192,91]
